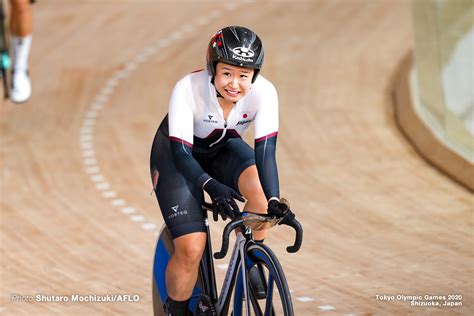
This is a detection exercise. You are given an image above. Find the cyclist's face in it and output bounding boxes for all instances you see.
[214,63,254,103]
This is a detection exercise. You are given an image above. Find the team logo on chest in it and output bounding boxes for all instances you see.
[203,113,218,124]
[236,113,252,126]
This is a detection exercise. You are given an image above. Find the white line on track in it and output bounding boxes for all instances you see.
[80,134,93,142]
[85,111,98,119]
[85,166,100,174]
[224,4,238,11]
[121,207,136,214]
[82,150,95,158]
[156,39,170,48]
[102,191,117,198]
[195,17,207,27]
[90,174,104,182]
[208,11,220,19]
[96,182,110,190]
[142,223,157,230]
[182,24,193,34]
[82,119,96,126]
[80,127,93,134]
[111,199,126,206]
[131,215,145,222]
[83,158,97,165]
[318,305,336,311]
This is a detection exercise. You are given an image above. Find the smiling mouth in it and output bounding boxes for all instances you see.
[225,89,240,97]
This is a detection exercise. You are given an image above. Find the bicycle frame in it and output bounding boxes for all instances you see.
[199,210,247,315]
[198,208,260,316]
[217,231,248,315]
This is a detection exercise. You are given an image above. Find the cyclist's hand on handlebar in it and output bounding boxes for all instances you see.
[267,200,295,225]
[267,200,289,217]
[204,178,245,221]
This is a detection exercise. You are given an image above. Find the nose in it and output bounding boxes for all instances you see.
[230,77,239,88]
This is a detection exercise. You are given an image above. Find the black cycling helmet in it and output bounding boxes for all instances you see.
[206,26,264,83]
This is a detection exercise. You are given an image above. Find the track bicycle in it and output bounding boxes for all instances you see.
[152,196,303,315]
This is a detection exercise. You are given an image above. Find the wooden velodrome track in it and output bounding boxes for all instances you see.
[1,1,472,315]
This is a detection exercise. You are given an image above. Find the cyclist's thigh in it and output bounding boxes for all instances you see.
[150,125,205,239]
[211,137,255,192]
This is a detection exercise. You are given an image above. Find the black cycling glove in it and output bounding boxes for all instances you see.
[204,178,245,221]
[267,200,295,225]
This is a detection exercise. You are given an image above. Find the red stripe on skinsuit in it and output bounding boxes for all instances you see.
[169,136,193,148]
[255,132,278,143]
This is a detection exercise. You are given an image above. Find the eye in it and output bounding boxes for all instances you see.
[240,74,249,78]
[223,72,231,77]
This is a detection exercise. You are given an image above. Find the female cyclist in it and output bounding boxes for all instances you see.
[150,26,292,315]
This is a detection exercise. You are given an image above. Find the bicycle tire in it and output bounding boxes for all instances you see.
[152,226,174,316]
[152,225,208,316]
[233,243,294,316]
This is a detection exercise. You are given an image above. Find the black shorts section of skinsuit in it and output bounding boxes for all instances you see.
[150,115,255,239]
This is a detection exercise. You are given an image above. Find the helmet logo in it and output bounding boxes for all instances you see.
[232,47,255,58]
[212,32,224,48]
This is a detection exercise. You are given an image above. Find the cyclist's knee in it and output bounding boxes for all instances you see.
[238,166,266,202]
[173,232,206,267]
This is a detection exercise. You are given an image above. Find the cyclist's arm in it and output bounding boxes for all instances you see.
[168,79,212,188]
[253,79,280,201]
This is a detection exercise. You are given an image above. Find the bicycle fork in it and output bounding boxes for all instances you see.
[216,232,246,315]
[239,236,252,316]
[234,227,257,316]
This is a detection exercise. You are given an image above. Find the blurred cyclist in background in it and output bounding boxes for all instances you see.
[150,26,293,315]
[10,0,33,103]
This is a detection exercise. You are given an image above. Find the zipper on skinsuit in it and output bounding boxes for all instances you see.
[209,120,228,147]
[209,96,238,147]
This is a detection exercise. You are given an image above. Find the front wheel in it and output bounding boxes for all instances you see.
[152,225,208,316]
[233,243,294,316]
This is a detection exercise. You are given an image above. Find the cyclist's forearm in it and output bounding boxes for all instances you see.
[255,133,280,200]
[170,138,211,188]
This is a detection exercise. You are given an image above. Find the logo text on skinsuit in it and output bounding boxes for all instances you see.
[236,119,252,126]
[204,114,218,124]
[169,205,188,219]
